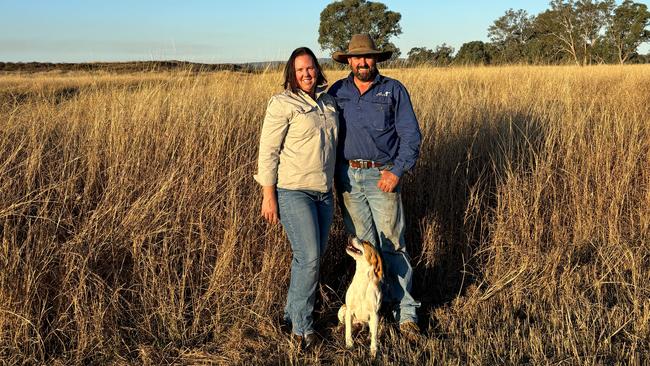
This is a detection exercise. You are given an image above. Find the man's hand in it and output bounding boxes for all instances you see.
[377,170,399,192]
[261,186,279,224]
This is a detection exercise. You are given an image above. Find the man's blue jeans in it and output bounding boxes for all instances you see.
[335,163,420,323]
[277,188,334,336]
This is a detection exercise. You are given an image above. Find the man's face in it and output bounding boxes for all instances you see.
[349,55,378,82]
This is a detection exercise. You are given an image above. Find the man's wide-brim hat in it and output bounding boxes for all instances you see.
[332,34,392,64]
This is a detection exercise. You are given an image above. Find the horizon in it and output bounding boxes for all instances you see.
[2,0,648,64]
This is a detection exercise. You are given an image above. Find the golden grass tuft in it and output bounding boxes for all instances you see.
[1,65,648,364]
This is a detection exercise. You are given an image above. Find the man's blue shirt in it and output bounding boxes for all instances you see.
[328,73,422,177]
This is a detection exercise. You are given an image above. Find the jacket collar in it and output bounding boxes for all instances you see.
[291,83,329,105]
[313,83,329,99]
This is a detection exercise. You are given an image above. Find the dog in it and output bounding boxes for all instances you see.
[338,237,384,357]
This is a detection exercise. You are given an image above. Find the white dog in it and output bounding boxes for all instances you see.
[338,237,384,357]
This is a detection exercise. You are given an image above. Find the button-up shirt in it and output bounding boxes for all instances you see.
[254,85,339,192]
[328,73,421,177]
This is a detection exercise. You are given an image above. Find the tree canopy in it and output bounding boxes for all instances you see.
[455,41,493,65]
[607,0,650,63]
[488,9,534,63]
[318,0,402,59]
[407,44,454,66]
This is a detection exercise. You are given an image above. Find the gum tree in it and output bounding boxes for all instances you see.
[319,0,402,59]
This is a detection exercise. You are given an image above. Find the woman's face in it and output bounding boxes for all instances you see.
[294,54,318,94]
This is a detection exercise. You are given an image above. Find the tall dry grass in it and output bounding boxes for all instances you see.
[0,65,648,365]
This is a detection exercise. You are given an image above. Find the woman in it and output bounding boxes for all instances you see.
[253,47,338,348]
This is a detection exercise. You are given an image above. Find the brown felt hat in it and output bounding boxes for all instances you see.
[332,34,393,64]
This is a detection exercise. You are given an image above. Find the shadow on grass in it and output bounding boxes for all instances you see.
[317,110,547,336]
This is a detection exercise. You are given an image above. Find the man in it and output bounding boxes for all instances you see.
[329,34,422,340]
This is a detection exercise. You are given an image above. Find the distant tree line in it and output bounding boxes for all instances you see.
[0,61,262,74]
[319,0,650,66]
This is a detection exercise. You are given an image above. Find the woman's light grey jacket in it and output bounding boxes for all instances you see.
[254,85,338,193]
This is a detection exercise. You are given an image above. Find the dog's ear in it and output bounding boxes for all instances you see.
[372,249,383,283]
[363,242,383,282]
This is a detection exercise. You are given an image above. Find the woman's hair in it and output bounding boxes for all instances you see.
[283,47,327,93]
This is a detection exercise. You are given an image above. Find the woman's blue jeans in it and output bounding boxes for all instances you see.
[277,188,334,336]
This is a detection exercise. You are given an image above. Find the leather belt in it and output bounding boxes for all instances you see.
[349,160,384,169]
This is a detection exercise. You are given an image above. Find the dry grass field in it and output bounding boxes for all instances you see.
[0,65,648,365]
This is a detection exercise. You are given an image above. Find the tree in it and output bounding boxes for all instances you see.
[535,0,614,65]
[540,1,584,65]
[522,16,567,64]
[455,41,493,65]
[318,0,402,59]
[606,0,650,63]
[431,44,455,66]
[488,9,534,63]
[575,0,615,64]
[406,47,436,65]
[406,44,454,66]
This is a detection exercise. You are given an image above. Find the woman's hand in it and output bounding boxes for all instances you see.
[261,186,279,224]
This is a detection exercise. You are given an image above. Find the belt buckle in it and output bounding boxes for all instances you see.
[360,160,368,169]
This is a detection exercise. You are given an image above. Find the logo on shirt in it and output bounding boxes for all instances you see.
[376,91,391,97]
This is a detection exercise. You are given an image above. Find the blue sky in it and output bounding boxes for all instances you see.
[0,0,647,63]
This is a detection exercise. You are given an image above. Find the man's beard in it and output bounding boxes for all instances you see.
[353,65,377,82]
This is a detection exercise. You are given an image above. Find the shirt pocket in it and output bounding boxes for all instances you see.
[368,97,393,131]
[289,106,319,138]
